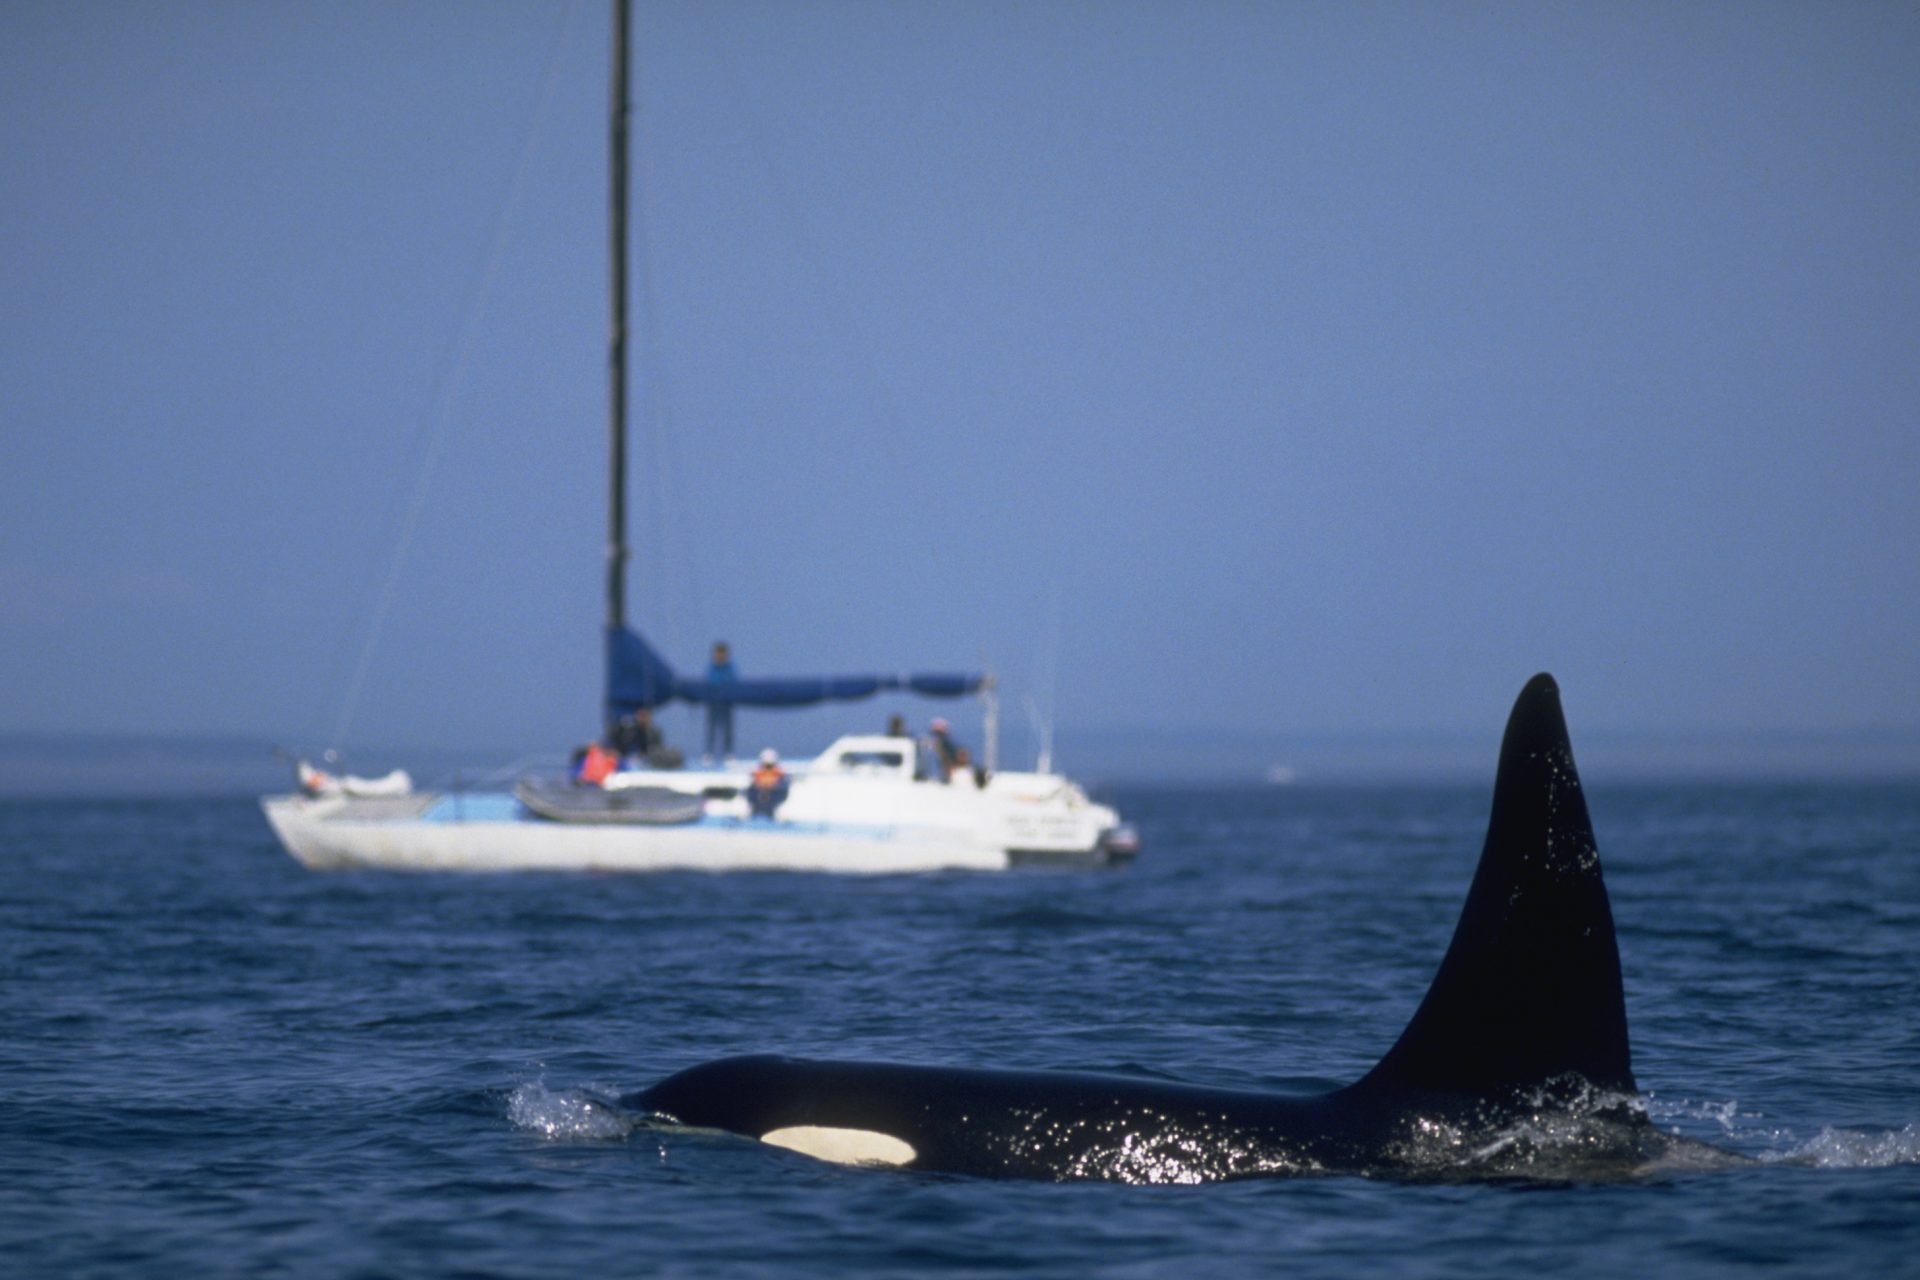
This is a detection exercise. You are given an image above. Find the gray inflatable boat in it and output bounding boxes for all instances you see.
[515,778,706,825]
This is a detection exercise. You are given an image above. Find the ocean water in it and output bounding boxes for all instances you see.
[2,782,1916,1278]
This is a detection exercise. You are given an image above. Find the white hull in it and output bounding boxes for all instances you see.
[263,796,1020,873]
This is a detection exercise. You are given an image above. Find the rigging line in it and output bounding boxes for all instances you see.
[629,8,707,664]
[1016,579,1062,772]
[637,254,708,662]
[680,14,952,605]
[328,1,582,754]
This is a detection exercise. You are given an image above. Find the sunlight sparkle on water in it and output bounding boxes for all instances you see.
[507,1081,634,1141]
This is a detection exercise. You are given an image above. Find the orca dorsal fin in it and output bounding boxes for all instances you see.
[1355,674,1636,1099]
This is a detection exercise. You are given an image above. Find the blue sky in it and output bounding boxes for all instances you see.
[2,1,1916,772]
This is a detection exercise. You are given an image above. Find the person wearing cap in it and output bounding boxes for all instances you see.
[746,747,788,818]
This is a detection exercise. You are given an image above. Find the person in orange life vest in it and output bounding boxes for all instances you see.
[574,742,618,786]
[746,748,789,818]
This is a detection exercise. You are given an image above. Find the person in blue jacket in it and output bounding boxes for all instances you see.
[705,641,737,760]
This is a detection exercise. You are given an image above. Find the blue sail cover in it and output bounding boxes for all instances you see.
[606,626,984,716]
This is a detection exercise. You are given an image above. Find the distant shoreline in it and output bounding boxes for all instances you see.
[4,728,1917,797]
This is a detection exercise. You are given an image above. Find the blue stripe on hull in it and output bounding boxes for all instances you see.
[411,793,905,842]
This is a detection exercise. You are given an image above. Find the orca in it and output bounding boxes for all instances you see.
[624,674,1699,1182]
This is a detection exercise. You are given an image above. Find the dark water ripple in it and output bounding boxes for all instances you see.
[2,784,1917,1277]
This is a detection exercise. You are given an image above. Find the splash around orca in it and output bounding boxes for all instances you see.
[624,675,1720,1183]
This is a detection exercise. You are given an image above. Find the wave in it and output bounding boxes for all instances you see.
[505,1080,635,1141]
[1647,1095,1920,1169]
[1763,1123,1920,1169]
[973,905,1116,931]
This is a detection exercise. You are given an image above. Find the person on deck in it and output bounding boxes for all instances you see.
[705,641,737,760]
[609,706,661,761]
[609,706,682,769]
[948,745,981,790]
[928,717,962,782]
[746,748,788,819]
[573,742,618,786]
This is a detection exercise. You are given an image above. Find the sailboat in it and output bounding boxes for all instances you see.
[260,1,1136,873]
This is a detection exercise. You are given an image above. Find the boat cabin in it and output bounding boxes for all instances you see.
[805,735,930,783]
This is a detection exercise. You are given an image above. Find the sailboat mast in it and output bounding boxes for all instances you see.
[603,0,633,733]
[606,0,631,652]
